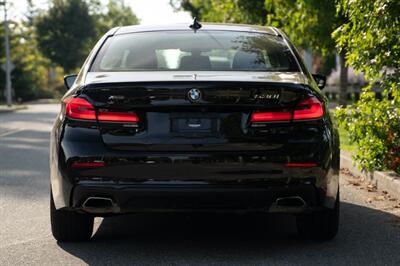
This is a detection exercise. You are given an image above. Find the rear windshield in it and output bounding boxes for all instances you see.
[90,30,300,72]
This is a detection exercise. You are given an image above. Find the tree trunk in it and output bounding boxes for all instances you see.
[339,51,348,106]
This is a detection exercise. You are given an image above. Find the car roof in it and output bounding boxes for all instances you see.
[113,23,279,36]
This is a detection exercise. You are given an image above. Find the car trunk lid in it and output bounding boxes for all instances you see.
[81,79,317,152]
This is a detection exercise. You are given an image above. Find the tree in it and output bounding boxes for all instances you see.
[12,24,53,100]
[94,0,140,37]
[36,0,97,72]
[335,0,400,172]
[0,20,52,101]
[171,0,267,25]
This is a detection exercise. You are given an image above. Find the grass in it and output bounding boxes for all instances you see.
[329,109,357,153]
[338,126,357,153]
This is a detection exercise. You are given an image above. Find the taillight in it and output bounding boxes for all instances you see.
[251,111,292,122]
[97,110,139,123]
[64,97,139,123]
[71,161,105,168]
[64,97,96,120]
[250,97,324,123]
[293,97,324,120]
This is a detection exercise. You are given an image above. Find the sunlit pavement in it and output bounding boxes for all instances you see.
[1,104,400,265]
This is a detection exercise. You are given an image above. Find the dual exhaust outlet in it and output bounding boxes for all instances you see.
[82,195,307,213]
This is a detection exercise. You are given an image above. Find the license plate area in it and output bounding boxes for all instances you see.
[171,113,219,133]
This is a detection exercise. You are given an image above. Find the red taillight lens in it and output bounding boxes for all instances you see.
[98,111,139,123]
[251,111,292,122]
[64,97,139,123]
[71,161,105,168]
[293,97,324,120]
[64,98,96,120]
[250,97,324,123]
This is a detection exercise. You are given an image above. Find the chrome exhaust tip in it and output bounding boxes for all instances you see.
[269,196,307,213]
[276,196,306,207]
[82,197,119,213]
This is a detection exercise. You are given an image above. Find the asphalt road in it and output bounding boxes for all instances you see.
[1,104,400,266]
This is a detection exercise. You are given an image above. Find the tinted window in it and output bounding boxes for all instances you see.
[91,31,299,72]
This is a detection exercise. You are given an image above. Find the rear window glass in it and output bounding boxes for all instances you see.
[90,30,299,72]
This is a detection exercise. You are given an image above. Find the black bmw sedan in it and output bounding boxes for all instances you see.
[50,22,340,242]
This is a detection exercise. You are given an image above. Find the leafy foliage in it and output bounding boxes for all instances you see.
[0,18,51,101]
[334,0,400,172]
[171,0,267,25]
[334,0,400,79]
[265,0,341,56]
[336,88,400,171]
[0,0,139,102]
[90,0,140,37]
[174,0,342,56]
[36,0,97,72]
[12,22,53,100]
[35,0,139,73]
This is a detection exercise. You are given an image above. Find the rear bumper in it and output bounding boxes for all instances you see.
[51,149,339,212]
[71,181,324,214]
[50,125,340,212]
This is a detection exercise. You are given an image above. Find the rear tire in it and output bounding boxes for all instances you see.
[50,192,94,242]
[296,192,340,240]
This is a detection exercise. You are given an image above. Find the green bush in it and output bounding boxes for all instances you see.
[334,0,400,173]
[335,84,400,172]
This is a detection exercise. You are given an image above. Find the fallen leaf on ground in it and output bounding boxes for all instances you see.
[374,195,385,201]
[348,179,361,186]
[367,184,377,192]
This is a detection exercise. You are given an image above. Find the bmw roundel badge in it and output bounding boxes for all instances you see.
[188,88,201,102]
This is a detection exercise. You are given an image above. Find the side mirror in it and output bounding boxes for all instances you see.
[64,74,78,90]
[312,74,326,90]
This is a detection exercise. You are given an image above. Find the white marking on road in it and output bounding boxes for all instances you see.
[0,128,24,138]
